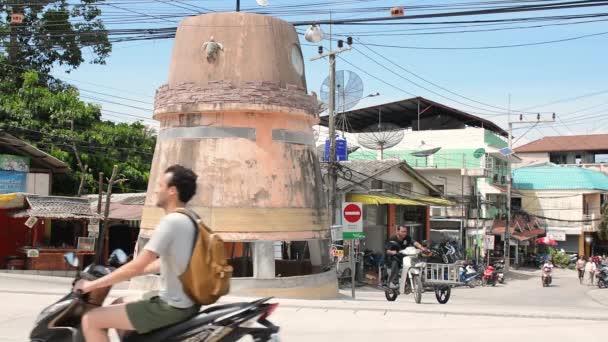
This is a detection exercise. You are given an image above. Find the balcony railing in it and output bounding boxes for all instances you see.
[583,213,599,232]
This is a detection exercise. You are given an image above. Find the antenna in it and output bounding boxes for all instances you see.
[320,70,364,113]
[358,122,404,160]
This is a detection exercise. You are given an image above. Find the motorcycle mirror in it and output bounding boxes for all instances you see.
[108,249,128,267]
[63,252,79,268]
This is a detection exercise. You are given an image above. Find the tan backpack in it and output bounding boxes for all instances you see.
[175,208,233,305]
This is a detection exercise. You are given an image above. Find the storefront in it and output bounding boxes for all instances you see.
[345,193,453,255]
[1,194,100,270]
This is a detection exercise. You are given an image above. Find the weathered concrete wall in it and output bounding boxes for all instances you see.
[140,12,328,238]
[155,81,319,117]
[168,12,307,90]
[130,270,340,300]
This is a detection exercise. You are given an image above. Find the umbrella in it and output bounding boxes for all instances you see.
[535,237,558,246]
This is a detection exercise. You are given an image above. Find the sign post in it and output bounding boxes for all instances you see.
[484,235,495,267]
[342,202,363,299]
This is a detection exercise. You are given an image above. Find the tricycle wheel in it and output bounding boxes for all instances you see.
[598,279,605,289]
[435,286,451,304]
[385,289,398,301]
[413,275,423,304]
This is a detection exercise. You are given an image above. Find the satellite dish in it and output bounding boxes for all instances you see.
[358,123,404,160]
[320,70,364,113]
[411,141,441,157]
[256,0,269,6]
[473,148,486,159]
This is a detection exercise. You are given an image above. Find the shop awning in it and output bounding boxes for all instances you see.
[346,194,426,206]
[0,193,26,209]
[346,193,455,207]
[105,203,143,221]
[409,195,456,206]
[10,195,101,219]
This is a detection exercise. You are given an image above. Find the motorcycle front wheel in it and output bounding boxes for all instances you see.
[385,289,398,301]
[598,279,606,289]
[413,275,423,304]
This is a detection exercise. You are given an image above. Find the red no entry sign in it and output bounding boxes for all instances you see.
[343,203,362,223]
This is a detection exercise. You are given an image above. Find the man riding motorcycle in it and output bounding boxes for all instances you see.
[385,225,427,291]
[542,258,554,287]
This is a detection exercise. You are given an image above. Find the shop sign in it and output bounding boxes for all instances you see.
[25,249,39,258]
[0,154,29,172]
[77,237,96,251]
[11,13,24,24]
[547,230,566,242]
[0,170,27,194]
[24,216,38,228]
[484,235,495,250]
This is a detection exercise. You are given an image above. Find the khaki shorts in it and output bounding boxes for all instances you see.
[126,293,200,334]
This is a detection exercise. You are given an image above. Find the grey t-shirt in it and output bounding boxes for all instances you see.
[144,212,196,308]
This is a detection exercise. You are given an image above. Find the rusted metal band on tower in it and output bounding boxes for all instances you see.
[159,126,257,141]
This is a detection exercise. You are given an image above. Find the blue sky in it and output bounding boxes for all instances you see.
[50,0,608,145]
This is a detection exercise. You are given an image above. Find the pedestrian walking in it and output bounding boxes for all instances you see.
[585,258,597,285]
[575,255,586,284]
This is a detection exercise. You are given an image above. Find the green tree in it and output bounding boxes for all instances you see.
[1,0,111,83]
[0,70,155,195]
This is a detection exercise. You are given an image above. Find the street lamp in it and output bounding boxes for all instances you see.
[304,24,324,43]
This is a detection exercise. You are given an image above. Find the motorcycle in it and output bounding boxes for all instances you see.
[597,264,608,289]
[541,266,552,287]
[30,250,281,342]
[482,262,504,286]
[382,246,451,304]
[459,263,481,288]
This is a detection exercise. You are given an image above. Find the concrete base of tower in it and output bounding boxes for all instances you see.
[129,270,339,300]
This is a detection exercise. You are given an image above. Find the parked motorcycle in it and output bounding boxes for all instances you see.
[482,262,504,286]
[541,265,553,287]
[597,264,608,289]
[30,250,281,342]
[459,263,482,288]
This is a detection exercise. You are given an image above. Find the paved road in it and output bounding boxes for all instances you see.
[1,268,607,341]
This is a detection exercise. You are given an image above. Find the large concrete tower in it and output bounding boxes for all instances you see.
[135,12,336,298]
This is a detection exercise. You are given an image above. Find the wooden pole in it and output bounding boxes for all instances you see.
[97,172,103,214]
[95,165,126,264]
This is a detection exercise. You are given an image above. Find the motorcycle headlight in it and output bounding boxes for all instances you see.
[35,300,72,325]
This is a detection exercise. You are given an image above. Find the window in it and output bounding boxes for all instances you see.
[434,184,445,195]
[371,180,383,189]
[397,182,412,194]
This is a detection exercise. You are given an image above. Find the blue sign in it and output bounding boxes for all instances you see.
[324,136,348,161]
[0,170,27,194]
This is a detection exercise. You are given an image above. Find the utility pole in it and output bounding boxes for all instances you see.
[96,165,128,263]
[311,36,353,296]
[68,120,88,196]
[504,112,555,271]
[310,38,352,226]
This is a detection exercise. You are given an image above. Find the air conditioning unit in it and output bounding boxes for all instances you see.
[431,206,445,217]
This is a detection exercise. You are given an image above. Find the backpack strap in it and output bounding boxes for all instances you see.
[174,208,200,253]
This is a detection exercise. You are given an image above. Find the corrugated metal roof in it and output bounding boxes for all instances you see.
[318,97,508,136]
[0,131,70,173]
[11,195,102,219]
[515,134,608,153]
[513,166,608,191]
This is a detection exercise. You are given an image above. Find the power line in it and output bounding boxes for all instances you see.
[357,30,608,50]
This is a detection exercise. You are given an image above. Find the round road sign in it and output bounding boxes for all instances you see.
[343,203,362,223]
